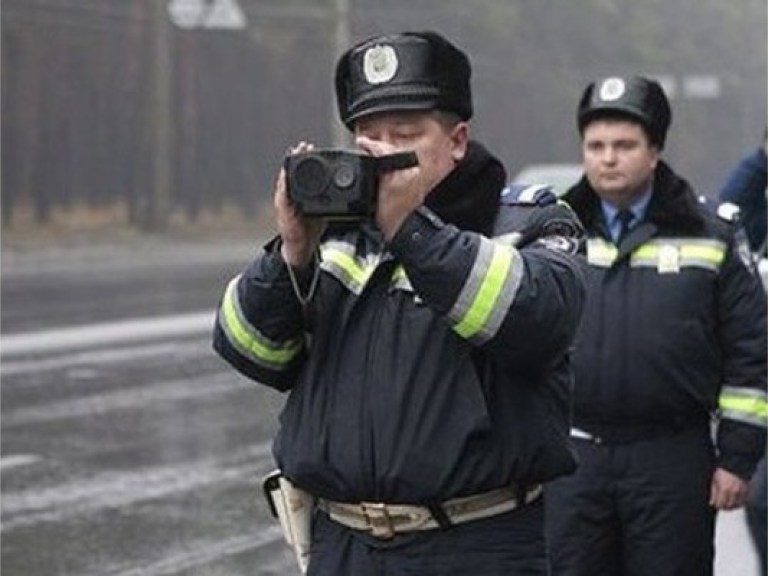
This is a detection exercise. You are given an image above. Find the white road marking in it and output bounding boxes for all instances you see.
[1,340,206,377]
[0,454,42,470]
[0,311,216,358]
[102,529,286,576]
[2,371,249,428]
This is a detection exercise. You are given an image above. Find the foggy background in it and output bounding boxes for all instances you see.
[2,0,766,233]
[1,2,766,576]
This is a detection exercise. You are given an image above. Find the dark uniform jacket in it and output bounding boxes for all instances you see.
[213,142,585,503]
[563,161,767,478]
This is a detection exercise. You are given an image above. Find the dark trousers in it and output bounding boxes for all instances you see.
[307,497,547,576]
[746,456,767,575]
[544,427,716,576]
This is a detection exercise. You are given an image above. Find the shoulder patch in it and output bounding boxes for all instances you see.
[533,235,581,255]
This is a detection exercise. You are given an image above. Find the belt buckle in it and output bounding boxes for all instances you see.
[360,502,396,539]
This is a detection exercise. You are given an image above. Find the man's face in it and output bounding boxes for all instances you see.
[354,110,468,194]
[582,118,659,208]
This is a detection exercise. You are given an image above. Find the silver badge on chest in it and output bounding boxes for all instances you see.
[657,244,680,274]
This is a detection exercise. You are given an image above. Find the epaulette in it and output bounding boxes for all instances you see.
[712,200,757,269]
[494,184,583,254]
[500,183,557,207]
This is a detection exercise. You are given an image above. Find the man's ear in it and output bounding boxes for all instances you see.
[450,122,470,162]
[648,145,660,171]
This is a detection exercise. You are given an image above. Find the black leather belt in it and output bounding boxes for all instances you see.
[571,416,709,445]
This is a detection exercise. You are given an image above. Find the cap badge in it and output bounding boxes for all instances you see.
[363,44,398,84]
[598,78,626,102]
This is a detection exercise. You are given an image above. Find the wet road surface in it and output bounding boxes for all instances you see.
[2,241,298,575]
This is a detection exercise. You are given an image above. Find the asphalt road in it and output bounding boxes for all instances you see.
[0,240,762,575]
[2,240,298,576]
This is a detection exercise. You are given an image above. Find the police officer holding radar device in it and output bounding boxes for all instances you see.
[213,30,585,575]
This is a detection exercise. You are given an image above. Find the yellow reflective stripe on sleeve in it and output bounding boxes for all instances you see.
[219,275,303,369]
[451,238,523,342]
[320,241,378,294]
[719,386,768,427]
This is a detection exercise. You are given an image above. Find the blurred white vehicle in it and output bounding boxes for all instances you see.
[511,163,583,197]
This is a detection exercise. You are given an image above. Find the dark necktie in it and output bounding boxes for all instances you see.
[616,209,634,244]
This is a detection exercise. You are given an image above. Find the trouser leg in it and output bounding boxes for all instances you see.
[617,428,715,576]
[545,442,622,576]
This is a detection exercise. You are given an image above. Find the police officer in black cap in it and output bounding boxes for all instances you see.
[213,30,586,575]
[546,75,768,575]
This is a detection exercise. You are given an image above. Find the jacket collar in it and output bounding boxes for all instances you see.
[424,140,506,237]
